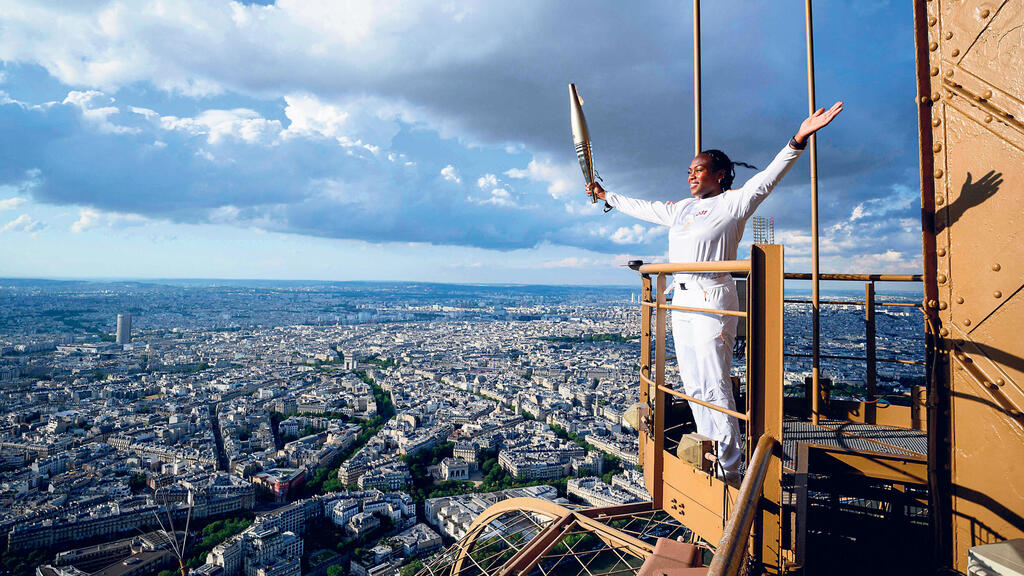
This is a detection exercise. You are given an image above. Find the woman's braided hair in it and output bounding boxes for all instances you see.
[701,149,758,191]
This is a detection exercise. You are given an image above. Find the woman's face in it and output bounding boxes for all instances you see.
[688,154,727,197]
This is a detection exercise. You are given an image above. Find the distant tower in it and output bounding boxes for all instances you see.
[116,313,132,345]
[752,216,775,244]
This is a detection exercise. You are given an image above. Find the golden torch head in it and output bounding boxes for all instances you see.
[569,83,596,203]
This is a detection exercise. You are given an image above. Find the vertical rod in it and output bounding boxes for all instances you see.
[804,0,822,426]
[653,273,668,508]
[639,274,653,475]
[865,282,877,424]
[693,0,702,156]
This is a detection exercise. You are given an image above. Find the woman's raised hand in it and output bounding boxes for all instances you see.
[586,181,606,201]
[795,101,844,144]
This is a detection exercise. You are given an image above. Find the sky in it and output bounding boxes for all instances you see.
[0,0,924,285]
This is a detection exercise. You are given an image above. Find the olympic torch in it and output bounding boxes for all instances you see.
[569,84,612,211]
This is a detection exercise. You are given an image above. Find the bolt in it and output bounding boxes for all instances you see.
[931,67,940,76]
[945,32,953,40]
[985,115,993,123]
[956,296,964,304]
[937,273,947,283]
[996,378,1005,386]
[952,49,960,57]
[994,291,1002,299]
[939,328,949,337]
[937,248,947,256]
[983,90,993,99]
[929,42,939,51]
[980,9,990,18]
[928,299,938,308]
[936,196,945,205]
[964,318,972,326]
[945,70,954,78]
[933,118,942,127]
[992,263,1001,271]
[928,16,937,25]
[939,301,948,310]
[935,169,944,178]
[921,96,932,104]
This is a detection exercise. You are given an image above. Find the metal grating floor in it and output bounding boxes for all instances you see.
[780,419,927,468]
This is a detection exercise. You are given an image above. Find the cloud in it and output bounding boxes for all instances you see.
[440,165,461,184]
[71,208,149,233]
[609,224,666,245]
[477,174,499,190]
[506,156,577,200]
[0,1,924,263]
[160,108,281,145]
[0,197,26,210]
[2,214,44,233]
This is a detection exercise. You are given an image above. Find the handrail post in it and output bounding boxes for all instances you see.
[639,274,653,474]
[749,245,785,572]
[865,282,877,424]
[652,273,667,509]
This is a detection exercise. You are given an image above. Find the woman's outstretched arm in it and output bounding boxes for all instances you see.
[586,182,674,226]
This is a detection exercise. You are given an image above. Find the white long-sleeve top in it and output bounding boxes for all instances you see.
[606,144,803,286]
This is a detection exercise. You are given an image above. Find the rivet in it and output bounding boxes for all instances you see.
[934,169,944,178]
[963,318,972,326]
[930,67,940,76]
[921,96,932,104]
[982,90,993,99]
[928,299,939,308]
[944,31,953,40]
[933,143,943,153]
[945,70,954,78]
[937,248,947,256]
[993,291,1002,298]
[980,9,990,18]
[985,115,993,123]
[928,16,937,26]
[996,378,1005,386]
[933,118,942,127]
[937,273,947,283]
[939,327,949,337]
[992,263,1001,271]
[939,301,948,310]
[936,196,945,205]
[932,93,941,102]
[956,296,964,304]
[929,42,939,51]
[952,48,960,57]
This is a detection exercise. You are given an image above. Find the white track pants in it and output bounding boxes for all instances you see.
[670,281,743,474]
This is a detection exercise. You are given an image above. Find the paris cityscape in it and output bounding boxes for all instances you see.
[0,278,924,576]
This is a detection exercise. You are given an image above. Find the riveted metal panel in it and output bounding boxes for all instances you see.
[923,0,1024,571]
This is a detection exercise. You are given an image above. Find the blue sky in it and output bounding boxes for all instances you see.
[0,0,923,285]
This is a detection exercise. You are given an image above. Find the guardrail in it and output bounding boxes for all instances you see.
[634,245,785,571]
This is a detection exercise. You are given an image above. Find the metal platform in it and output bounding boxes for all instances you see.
[781,418,927,468]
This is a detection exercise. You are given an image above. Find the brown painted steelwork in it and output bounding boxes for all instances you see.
[919,0,1024,572]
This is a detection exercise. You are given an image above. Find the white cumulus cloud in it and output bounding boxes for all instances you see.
[440,164,461,184]
[2,214,44,233]
[0,197,26,210]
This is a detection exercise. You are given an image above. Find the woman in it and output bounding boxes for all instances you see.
[586,102,843,479]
